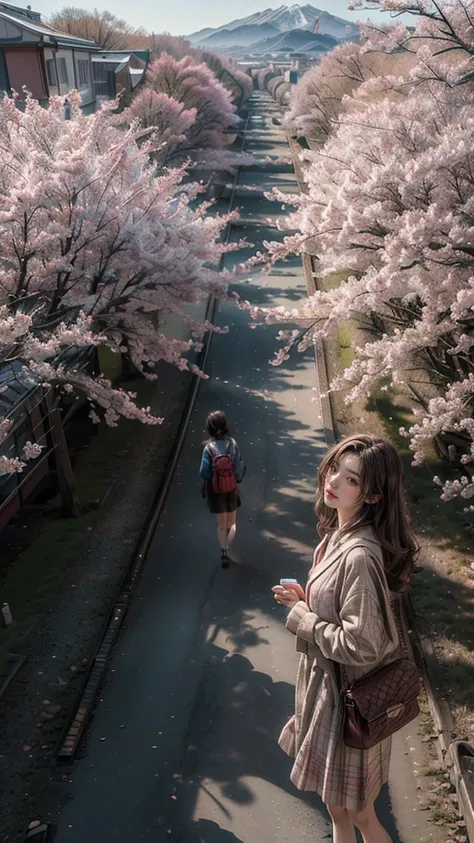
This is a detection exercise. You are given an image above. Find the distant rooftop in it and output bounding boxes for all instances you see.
[0,1,99,48]
[0,1,41,22]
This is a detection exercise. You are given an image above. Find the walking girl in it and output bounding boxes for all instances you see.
[272,434,419,843]
[200,411,246,567]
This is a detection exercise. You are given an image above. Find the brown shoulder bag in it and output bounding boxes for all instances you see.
[340,601,420,750]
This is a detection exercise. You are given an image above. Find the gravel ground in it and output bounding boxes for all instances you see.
[0,363,193,843]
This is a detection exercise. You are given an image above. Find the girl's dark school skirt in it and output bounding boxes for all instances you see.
[205,482,241,514]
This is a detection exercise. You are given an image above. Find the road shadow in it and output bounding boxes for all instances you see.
[186,819,244,842]
[152,638,400,843]
[154,644,329,842]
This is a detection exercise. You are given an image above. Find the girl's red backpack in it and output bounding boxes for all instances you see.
[209,443,237,494]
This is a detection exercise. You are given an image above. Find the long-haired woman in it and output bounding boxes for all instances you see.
[272,434,418,843]
[200,411,245,567]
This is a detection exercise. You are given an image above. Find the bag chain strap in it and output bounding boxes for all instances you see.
[339,597,410,692]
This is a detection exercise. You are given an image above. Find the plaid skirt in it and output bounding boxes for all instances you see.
[279,653,391,812]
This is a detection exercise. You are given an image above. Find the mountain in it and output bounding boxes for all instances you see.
[187,5,356,47]
[249,27,338,54]
[197,23,280,49]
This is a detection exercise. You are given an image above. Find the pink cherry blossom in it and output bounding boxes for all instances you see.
[145,53,236,153]
[248,2,474,503]
[120,89,197,169]
[0,90,238,473]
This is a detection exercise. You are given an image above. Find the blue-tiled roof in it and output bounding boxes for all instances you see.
[0,10,99,49]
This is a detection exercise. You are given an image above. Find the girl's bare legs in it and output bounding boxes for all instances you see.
[216,513,228,552]
[348,802,393,843]
[226,510,237,549]
[327,805,357,843]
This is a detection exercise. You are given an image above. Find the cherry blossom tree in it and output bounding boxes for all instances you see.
[274,81,292,107]
[267,76,284,98]
[225,63,254,104]
[145,53,236,156]
[257,69,280,91]
[242,2,474,505]
[0,90,238,480]
[149,39,253,106]
[150,34,193,61]
[284,42,371,141]
[348,0,474,86]
[266,76,292,107]
[120,89,197,169]
[284,40,416,141]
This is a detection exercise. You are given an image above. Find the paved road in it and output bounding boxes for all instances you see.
[46,94,438,843]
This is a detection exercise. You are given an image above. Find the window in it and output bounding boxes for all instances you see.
[46,58,57,87]
[93,61,107,82]
[77,58,90,88]
[93,62,116,97]
[46,58,68,88]
[57,57,68,85]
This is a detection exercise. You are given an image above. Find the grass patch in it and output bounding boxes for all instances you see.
[317,270,353,292]
[74,380,156,503]
[0,508,101,678]
[422,765,443,776]
[337,323,355,371]
[366,390,412,454]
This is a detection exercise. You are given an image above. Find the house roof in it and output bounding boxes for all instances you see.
[0,362,35,417]
[92,51,148,66]
[129,67,144,87]
[93,51,133,62]
[91,51,147,87]
[0,1,41,22]
[0,9,99,49]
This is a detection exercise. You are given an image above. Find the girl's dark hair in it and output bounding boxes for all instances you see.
[315,434,419,593]
[206,411,230,440]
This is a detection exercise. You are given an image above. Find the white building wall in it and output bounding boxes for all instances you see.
[43,46,75,95]
[73,50,95,107]
[42,46,95,107]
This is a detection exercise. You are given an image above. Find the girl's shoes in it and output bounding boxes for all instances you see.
[221,549,230,568]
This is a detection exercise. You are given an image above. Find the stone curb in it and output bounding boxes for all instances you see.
[406,596,474,840]
[55,118,250,763]
[288,133,334,448]
[287,129,474,841]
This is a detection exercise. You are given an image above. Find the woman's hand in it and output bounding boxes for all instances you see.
[272,585,301,609]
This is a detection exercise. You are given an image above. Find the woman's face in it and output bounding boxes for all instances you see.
[324,451,364,521]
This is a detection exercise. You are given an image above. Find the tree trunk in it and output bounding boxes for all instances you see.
[47,400,84,518]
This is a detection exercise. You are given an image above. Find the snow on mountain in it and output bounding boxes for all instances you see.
[249,27,338,54]
[197,24,281,49]
[187,5,355,46]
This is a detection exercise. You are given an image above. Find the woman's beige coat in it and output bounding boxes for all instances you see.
[279,526,400,812]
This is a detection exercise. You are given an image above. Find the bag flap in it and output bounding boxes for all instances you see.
[348,659,420,722]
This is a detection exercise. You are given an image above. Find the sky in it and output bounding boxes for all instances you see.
[38,0,411,36]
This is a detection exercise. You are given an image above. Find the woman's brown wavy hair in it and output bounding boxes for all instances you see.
[315,434,419,592]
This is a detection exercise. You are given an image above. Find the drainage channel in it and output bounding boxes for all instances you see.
[54,115,251,765]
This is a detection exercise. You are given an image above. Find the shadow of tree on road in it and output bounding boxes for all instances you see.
[186,819,244,842]
[154,635,400,842]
